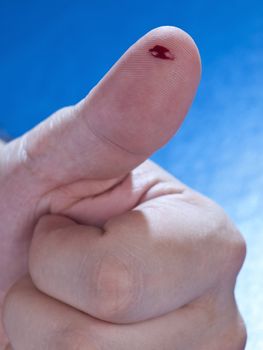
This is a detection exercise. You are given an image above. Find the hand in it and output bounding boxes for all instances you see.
[3,161,247,349]
[0,26,246,349]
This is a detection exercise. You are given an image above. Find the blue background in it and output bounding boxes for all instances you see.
[0,0,262,347]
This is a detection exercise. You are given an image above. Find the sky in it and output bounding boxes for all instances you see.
[0,0,262,348]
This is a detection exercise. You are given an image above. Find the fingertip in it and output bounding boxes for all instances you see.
[83,25,202,156]
[145,25,201,78]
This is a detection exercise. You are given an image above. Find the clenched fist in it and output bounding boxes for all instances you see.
[0,27,246,349]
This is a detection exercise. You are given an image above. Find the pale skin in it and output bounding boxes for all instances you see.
[0,26,246,349]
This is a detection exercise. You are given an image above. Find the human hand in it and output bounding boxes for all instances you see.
[0,26,246,349]
[4,160,247,349]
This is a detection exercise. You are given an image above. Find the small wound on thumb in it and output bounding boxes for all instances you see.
[149,45,175,60]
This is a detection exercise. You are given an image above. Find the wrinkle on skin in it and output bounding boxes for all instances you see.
[35,160,186,227]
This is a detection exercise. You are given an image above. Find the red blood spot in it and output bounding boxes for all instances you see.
[149,45,175,60]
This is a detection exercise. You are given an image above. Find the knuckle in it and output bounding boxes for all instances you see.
[201,292,247,350]
[184,290,246,350]
[221,316,247,350]
[219,294,247,349]
[91,250,141,322]
[229,228,246,272]
[235,321,247,349]
[221,216,247,278]
[203,200,247,280]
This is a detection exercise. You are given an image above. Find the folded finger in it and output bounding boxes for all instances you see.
[29,174,235,324]
[3,276,231,350]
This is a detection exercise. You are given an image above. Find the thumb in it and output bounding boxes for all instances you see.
[8,26,201,191]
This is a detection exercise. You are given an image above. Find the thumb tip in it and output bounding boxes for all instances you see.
[82,25,201,156]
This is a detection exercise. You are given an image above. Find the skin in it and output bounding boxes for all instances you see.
[0,26,246,349]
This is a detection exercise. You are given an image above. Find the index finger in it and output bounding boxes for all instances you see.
[28,163,245,324]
